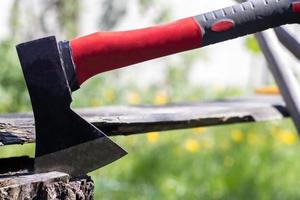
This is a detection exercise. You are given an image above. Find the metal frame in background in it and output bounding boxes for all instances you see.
[255,31,300,133]
[235,0,300,134]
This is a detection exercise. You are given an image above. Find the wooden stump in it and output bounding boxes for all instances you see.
[0,157,94,200]
[0,172,94,200]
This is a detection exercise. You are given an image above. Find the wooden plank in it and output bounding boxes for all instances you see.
[0,95,289,146]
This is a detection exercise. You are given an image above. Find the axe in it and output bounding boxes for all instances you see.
[16,0,299,176]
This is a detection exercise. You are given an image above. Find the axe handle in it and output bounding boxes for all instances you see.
[69,0,300,85]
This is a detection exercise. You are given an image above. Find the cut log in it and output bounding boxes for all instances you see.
[0,172,94,199]
[0,95,288,146]
[0,157,94,200]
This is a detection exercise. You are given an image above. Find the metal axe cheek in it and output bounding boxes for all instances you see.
[16,38,127,176]
[16,0,299,176]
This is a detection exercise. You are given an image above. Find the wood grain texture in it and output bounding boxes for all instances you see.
[0,157,93,199]
[0,95,289,146]
[0,172,94,199]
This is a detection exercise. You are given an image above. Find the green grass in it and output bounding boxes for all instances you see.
[89,120,300,200]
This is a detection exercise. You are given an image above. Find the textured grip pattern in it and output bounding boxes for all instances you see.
[194,0,299,46]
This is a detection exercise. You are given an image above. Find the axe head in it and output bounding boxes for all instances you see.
[16,36,127,176]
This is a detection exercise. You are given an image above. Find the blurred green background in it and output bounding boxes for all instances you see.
[0,0,299,199]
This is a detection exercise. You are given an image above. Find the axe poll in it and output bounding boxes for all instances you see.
[16,0,300,176]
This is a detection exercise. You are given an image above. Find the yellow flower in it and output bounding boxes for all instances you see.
[184,139,199,153]
[126,91,141,104]
[276,130,296,145]
[104,89,115,102]
[147,132,160,143]
[154,91,168,105]
[193,128,207,135]
[231,130,243,143]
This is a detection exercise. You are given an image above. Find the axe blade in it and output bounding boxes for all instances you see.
[34,110,127,176]
[16,36,126,176]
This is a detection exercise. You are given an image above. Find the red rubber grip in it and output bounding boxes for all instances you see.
[70,17,202,84]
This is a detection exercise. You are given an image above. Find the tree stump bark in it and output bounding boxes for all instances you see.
[0,157,94,200]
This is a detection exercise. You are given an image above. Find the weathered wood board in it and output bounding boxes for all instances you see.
[0,95,289,146]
